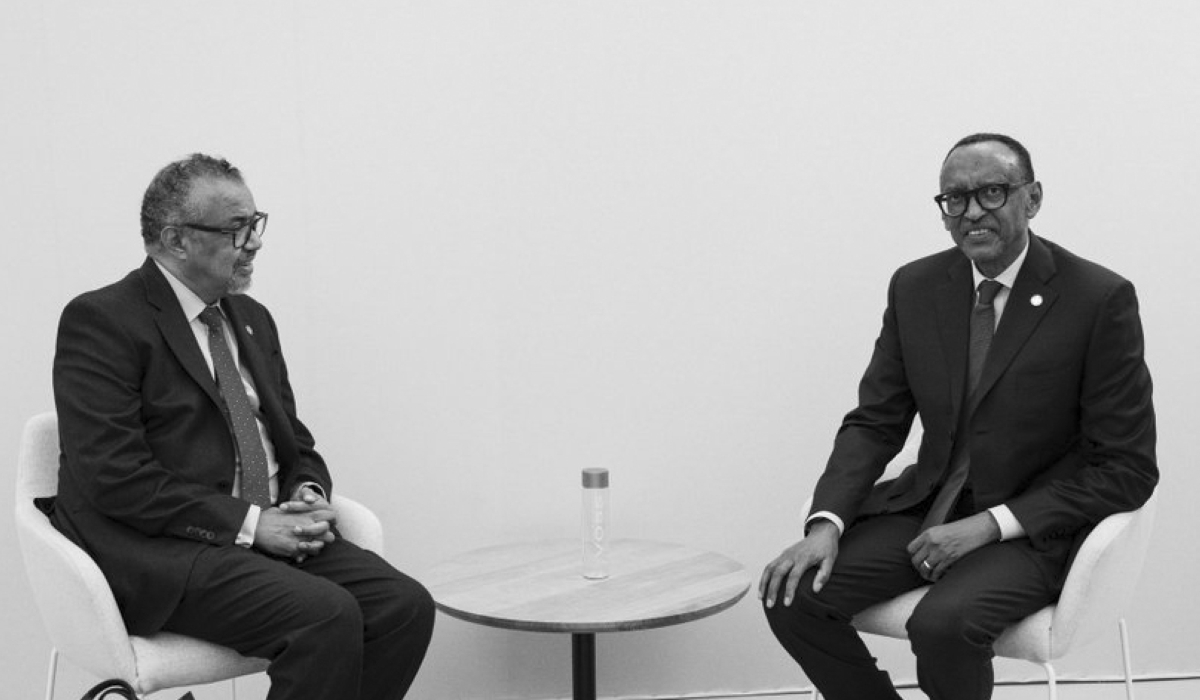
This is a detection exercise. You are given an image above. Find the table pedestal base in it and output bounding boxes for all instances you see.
[572,633,596,700]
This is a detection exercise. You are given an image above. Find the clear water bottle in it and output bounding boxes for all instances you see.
[581,468,610,579]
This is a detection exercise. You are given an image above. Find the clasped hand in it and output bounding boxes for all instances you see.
[254,489,338,563]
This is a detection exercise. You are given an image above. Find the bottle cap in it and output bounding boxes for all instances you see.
[582,468,609,488]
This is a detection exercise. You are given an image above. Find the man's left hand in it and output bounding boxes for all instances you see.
[906,512,1000,582]
[279,486,338,562]
[281,485,334,514]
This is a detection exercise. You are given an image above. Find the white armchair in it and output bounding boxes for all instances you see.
[15,412,385,699]
[803,421,1157,700]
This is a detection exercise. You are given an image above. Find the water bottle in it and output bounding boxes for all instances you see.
[581,468,610,579]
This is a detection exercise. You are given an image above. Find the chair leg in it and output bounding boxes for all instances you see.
[45,647,59,700]
[1120,618,1136,700]
[812,686,822,700]
[1041,661,1058,700]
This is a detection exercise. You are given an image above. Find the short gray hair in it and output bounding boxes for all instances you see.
[140,154,244,244]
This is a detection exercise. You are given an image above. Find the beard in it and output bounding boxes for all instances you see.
[225,265,254,296]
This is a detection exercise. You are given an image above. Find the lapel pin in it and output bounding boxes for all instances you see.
[245,325,254,335]
[1030,294,1043,307]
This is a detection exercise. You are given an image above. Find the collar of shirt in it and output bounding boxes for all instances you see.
[970,235,1030,324]
[154,260,242,379]
[154,259,211,325]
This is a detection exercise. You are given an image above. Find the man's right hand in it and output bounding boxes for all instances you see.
[253,506,337,561]
[758,520,840,608]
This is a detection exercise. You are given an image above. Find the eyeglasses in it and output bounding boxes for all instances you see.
[180,211,268,249]
[933,183,1028,217]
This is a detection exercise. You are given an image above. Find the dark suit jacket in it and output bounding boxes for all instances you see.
[51,258,333,635]
[811,234,1157,568]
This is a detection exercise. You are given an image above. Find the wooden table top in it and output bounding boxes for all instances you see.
[425,538,751,633]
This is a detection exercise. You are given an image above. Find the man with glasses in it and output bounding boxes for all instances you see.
[760,134,1157,699]
[49,154,434,700]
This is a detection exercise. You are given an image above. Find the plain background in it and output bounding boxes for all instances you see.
[2,2,1197,698]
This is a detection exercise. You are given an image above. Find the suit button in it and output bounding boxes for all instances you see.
[217,480,232,491]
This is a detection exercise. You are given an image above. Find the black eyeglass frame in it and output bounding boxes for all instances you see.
[933,182,1030,217]
[179,211,269,249]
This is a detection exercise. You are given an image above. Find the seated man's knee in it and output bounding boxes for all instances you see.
[762,569,844,629]
[303,583,365,642]
[409,582,436,644]
[389,578,436,634]
[906,594,991,654]
[413,581,436,627]
[362,572,436,647]
[763,595,805,645]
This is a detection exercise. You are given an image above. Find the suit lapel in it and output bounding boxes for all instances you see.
[224,300,279,410]
[224,298,292,458]
[223,299,265,376]
[936,256,975,420]
[142,259,225,410]
[971,234,1058,409]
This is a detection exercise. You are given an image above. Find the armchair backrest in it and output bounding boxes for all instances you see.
[14,411,142,682]
[15,411,389,694]
[15,411,59,501]
[1049,492,1157,655]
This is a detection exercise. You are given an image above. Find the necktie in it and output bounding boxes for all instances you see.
[920,279,1003,530]
[967,280,1003,395]
[199,306,272,508]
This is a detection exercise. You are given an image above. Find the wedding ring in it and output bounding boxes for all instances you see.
[922,560,932,570]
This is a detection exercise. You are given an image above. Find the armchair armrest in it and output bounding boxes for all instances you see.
[332,494,384,555]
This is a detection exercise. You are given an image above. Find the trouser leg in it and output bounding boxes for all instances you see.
[299,539,436,700]
[763,512,927,700]
[906,540,1061,700]
[163,539,434,700]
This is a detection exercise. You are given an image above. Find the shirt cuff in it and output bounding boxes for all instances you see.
[237,504,261,548]
[805,510,845,537]
[988,505,1027,541]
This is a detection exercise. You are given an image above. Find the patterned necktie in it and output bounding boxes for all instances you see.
[199,306,272,508]
[920,279,1004,530]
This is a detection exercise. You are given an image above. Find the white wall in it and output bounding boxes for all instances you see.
[3,2,1198,698]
